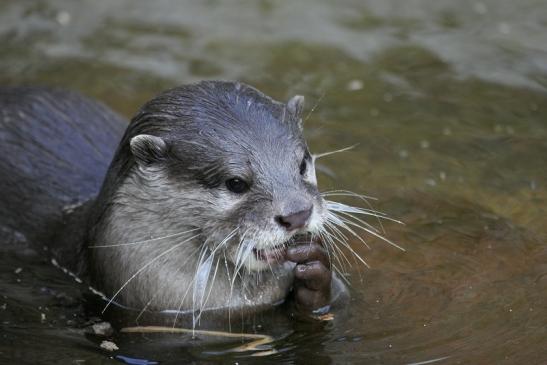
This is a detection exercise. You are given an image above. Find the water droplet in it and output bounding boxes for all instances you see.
[56,11,71,26]
[347,80,363,91]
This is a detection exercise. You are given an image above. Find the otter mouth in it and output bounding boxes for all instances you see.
[252,234,311,264]
[252,245,287,264]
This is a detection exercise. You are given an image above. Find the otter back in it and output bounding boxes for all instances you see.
[0,87,126,250]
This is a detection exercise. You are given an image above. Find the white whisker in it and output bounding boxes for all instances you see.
[329,209,405,252]
[304,91,325,123]
[102,232,201,313]
[327,211,372,250]
[313,144,358,161]
[322,223,370,268]
[319,229,352,271]
[89,227,200,248]
[326,200,403,224]
[137,245,200,324]
[322,190,387,232]
[321,189,378,201]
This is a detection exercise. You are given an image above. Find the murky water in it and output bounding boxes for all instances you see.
[1,1,546,363]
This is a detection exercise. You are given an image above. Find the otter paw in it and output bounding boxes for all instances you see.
[286,242,332,312]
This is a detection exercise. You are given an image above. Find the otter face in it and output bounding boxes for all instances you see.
[125,81,326,274]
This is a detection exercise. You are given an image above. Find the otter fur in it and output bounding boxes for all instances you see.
[0,81,347,325]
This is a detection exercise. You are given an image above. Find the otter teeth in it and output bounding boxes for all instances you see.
[252,245,287,263]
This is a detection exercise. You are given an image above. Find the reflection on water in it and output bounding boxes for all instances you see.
[1,0,546,363]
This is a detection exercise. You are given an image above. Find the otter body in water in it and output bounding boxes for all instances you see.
[0,81,345,323]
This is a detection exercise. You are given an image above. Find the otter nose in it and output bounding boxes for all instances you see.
[275,207,312,231]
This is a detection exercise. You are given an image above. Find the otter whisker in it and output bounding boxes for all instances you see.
[265,253,277,280]
[192,244,211,328]
[321,189,378,201]
[229,242,253,315]
[313,231,338,273]
[211,227,239,253]
[201,227,240,319]
[202,257,220,313]
[326,211,371,250]
[326,200,403,224]
[172,266,200,329]
[333,211,385,237]
[228,229,249,329]
[322,219,355,260]
[316,230,338,267]
[324,194,400,235]
[193,227,239,319]
[137,245,201,324]
[332,209,382,234]
[312,144,358,161]
[319,228,353,271]
[317,230,352,285]
[330,212,379,237]
[89,227,200,248]
[303,91,325,123]
[229,229,247,288]
[329,209,405,252]
[315,231,347,272]
[233,240,254,286]
[192,254,218,328]
[322,221,370,268]
[311,230,349,274]
[323,225,370,268]
[173,226,236,329]
[323,193,386,219]
[222,251,232,288]
[191,226,238,325]
[233,231,254,280]
[334,266,352,286]
[102,232,201,314]
[323,217,350,243]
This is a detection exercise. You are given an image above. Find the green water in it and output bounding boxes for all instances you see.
[1,1,546,363]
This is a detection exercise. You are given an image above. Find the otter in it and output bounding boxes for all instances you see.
[0,81,350,326]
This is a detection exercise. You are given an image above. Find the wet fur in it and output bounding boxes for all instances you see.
[88,81,326,317]
[1,82,389,326]
[0,87,125,265]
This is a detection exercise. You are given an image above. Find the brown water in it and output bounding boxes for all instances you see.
[1,1,546,364]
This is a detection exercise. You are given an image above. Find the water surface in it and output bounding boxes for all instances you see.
[1,1,546,363]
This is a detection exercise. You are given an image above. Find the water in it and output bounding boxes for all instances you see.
[1,0,546,363]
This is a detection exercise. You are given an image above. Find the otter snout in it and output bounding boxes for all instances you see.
[275,206,313,231]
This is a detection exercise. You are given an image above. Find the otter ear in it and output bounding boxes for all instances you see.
[287,95,305,130]
[130,134,167,167]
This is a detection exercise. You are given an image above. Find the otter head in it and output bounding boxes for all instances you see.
[95,81,325,281]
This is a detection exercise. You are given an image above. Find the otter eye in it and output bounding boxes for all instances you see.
[226,178,250,194]
[299,150,311,175]
[299,158,307,175]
